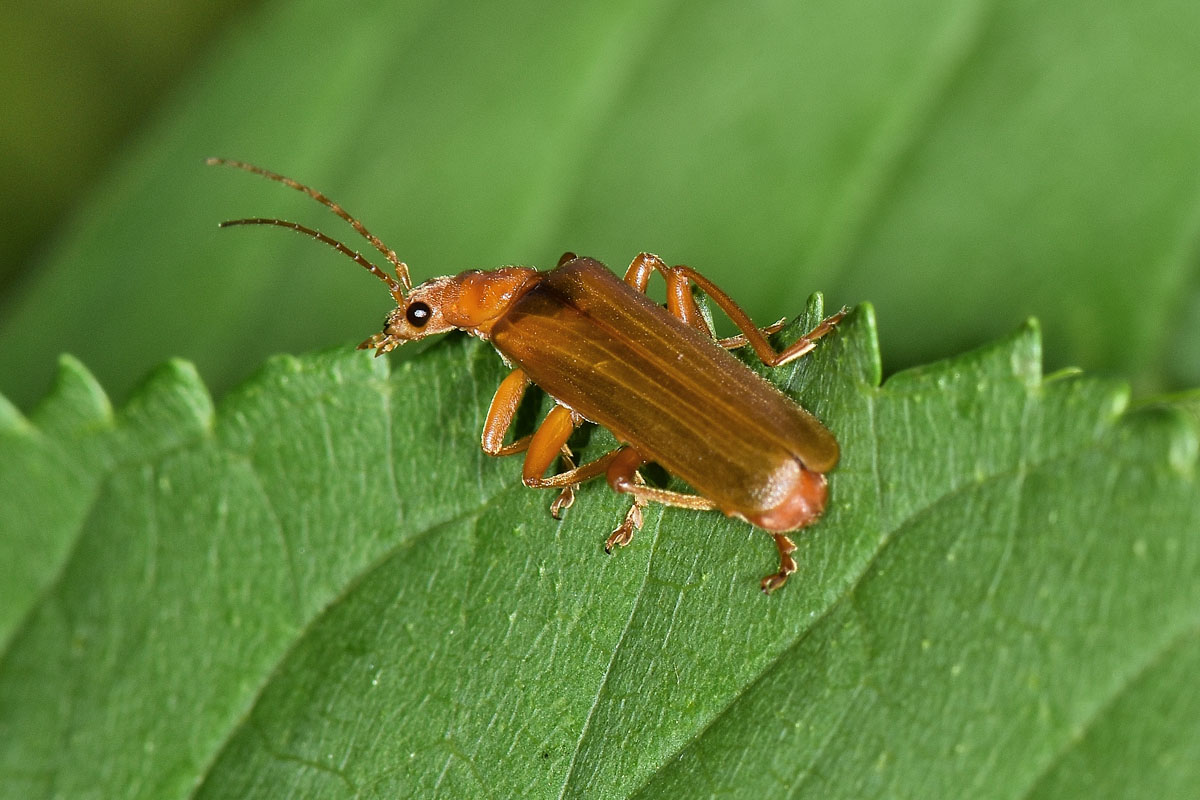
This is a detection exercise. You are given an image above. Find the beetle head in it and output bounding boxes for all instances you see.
[358,277,461,354]
[209,161,536,355]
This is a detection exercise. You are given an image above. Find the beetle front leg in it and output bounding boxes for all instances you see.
[484,370,579,512]
[481,368,533,456]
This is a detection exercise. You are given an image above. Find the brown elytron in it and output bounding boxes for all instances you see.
[210,158,846,592]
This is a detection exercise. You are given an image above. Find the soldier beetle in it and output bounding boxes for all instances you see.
[209,158,846,592]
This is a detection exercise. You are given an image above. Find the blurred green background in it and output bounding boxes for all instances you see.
[0,0,252,319]
[2,0,1199,411]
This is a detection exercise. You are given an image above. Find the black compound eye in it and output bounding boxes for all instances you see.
[405,301,432,327]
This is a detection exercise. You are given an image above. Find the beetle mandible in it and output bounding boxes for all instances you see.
[209,158,846,592]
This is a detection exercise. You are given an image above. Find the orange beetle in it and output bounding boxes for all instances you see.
[210,159,845,591]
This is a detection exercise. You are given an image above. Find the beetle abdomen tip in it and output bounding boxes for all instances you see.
[744,467,828,532]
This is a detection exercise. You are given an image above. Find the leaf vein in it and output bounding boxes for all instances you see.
[626,409,1127,795]
[556,507,664,800]
[1017,620,1200,799]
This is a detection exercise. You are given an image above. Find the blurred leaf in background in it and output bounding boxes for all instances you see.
[0,0,1198,410]
[0,0,256,297]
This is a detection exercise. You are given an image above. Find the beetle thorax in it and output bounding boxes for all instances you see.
[441,267,541,336]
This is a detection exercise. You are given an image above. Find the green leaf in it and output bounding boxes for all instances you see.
[2,296,1197,798]
[0,355,213,649]
[3,0,1199,410]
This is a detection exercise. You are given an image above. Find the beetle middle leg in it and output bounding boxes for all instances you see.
[625,252,847,366]
[522,423,721,552]
[607,473,801,594]
[627,253,790,348]
[601,446,721,551]
[518,414,647,547]
[674,264,847,366]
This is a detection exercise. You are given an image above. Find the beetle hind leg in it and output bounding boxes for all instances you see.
[624,252,847,366]
[604,483,647,552]
[760,533,798,594]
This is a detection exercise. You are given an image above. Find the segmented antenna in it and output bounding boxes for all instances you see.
[207,157,412,293]
[218,217,406,302]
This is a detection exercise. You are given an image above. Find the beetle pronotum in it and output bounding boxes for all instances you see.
[209,158,846,592]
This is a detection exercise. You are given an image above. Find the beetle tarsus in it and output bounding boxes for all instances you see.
[604,501,644,553]
[760,533,798,594]
[550,486,576,519]
[548,446,579,519]
[771,307,849,366]
[715,317,788,350]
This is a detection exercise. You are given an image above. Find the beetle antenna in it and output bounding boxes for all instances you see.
[219,217,406,303]
[207,157,412,293]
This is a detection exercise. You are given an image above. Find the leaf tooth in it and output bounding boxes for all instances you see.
[0,391,30,434]
[115,359,216,453]
[29,354,114,438]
